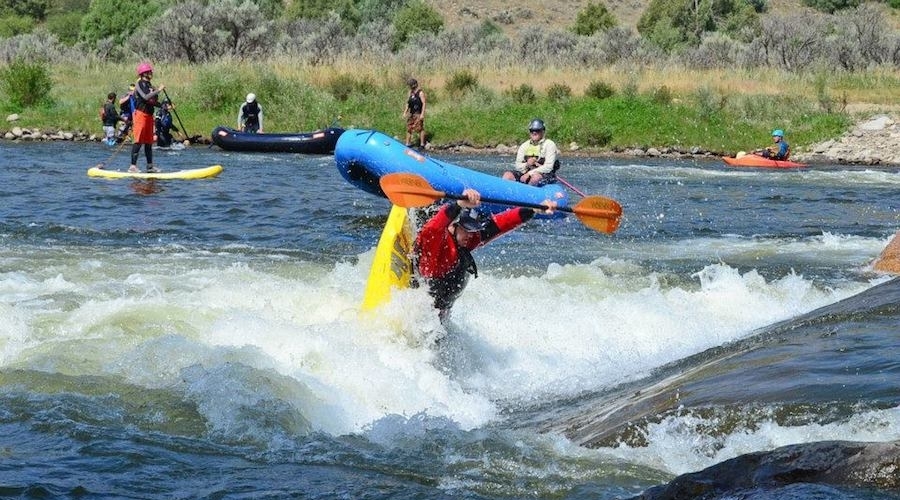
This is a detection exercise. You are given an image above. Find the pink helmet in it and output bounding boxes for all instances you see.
[136,62,153,76]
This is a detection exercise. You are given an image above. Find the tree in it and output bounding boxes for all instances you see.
[79,0,164,47]
[638,0,760,51]
[571,1,616,36]
[392,0,442,50]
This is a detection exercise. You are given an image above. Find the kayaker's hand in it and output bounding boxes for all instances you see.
[540,200,557,215]
[458,188,481,208]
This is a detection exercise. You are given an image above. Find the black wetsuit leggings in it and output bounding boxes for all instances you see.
[131,143,152,166]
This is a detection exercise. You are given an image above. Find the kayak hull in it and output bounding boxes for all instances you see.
[87,165,223,180]
[211,126,344,154]
[724,155,807,169]
[334,129,569,214]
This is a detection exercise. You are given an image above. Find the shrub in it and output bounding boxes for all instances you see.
[1,0,48,19]
[505,84,535,104]
[571,1,616,36]
[573,125,613,147]
[803,0,859,13]
[44,12,82,45]
[445,69,478,97]
[650,85,673,105]
[327,74,374,101]
[546,83,572,101]
[585,80,615,100]
[79,0,164,48]
[0,59,52,108]
[0,14,34,38]
[392,0,443,50]
[192,68,243,111]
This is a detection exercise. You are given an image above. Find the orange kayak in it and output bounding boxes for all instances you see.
[723,154,807,169]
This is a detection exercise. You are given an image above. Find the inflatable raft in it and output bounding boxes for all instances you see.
[211,126,344,154]
[334,129,569,215]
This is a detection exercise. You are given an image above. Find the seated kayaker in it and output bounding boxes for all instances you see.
[754,129,790,160]
[502,118,560,186]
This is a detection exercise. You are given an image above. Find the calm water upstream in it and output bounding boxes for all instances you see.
[0,140,898,499]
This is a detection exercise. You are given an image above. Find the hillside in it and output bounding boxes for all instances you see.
[427,0,895,35]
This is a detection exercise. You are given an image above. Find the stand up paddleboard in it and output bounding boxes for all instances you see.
[87,165,224,180]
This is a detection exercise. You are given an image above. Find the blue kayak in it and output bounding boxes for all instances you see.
[334,129,569,215]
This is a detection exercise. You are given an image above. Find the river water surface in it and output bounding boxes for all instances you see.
[1,141,898,498]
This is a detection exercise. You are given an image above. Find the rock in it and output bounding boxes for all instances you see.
[4,132,13,140]
[569,141,580,151]
[6,113,19,122]
[859,115,893,131]
[647,147,660,157]
[63,132,74,140]
[11,126,23,137]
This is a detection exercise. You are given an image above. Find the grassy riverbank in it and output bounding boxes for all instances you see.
[3,61,899,154]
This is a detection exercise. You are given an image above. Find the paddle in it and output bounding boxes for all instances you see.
[379,173,622,234]
[556,175,588,198]
[161,89,195,143]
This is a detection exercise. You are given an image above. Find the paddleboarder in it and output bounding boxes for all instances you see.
[129,62,165,173]
[414,188,555,322]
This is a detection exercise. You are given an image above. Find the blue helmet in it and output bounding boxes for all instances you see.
[772,129,784,137]
[457,209,488,232]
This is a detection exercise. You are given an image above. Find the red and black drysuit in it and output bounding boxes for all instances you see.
[414,202,535,319]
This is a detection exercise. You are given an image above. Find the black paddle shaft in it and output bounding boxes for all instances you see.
[162,89,190,141]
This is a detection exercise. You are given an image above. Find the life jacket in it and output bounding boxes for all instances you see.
[524,140,561,171]
[242,101,260,125]
[407,89,423,114]
[101,102,118,126]
[133,80,158,114]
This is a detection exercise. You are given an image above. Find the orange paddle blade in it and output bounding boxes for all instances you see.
[379,173,446,207]
[572,196,623,234]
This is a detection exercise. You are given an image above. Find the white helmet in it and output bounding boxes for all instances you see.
[246,93,256,103]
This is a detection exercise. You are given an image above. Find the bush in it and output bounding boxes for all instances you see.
[585,80,615,100]
[327,74,374,101]
[650,85,673,105]
[79,0,164,48]
[44,12,82,45]
[0,59,53,108]
[0,14,34,37]
[505,84,535,104]
[546,83,572,101]
[803,0,859,13]
[445,69,478,97]
[573,124,613,147]
[392,0,443,50]
[571,1,616,36]
[192,68,243,111]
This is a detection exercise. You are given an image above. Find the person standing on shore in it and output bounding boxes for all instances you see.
[238,93,263,133]
[503,118,560,186]
[129,62,165,173]
[403,78,426,148]
[99,92,120,146]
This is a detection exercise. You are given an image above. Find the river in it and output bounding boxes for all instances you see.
[1,140,898,499]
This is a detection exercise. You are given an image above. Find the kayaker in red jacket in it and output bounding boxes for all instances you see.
[414,188,555,321]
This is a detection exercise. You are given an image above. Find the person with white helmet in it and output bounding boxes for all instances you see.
[238,93,263,133]
[755,129,791,160]
[128,61,165,173]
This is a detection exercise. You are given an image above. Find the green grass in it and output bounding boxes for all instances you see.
[0,62,858,154]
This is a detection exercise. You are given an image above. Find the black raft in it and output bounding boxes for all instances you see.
[211,126,345,154]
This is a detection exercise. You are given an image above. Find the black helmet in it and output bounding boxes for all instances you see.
[528,118,545,132]
[457,209,488,232]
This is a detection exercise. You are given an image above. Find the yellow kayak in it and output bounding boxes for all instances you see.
[87,165,223,180]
